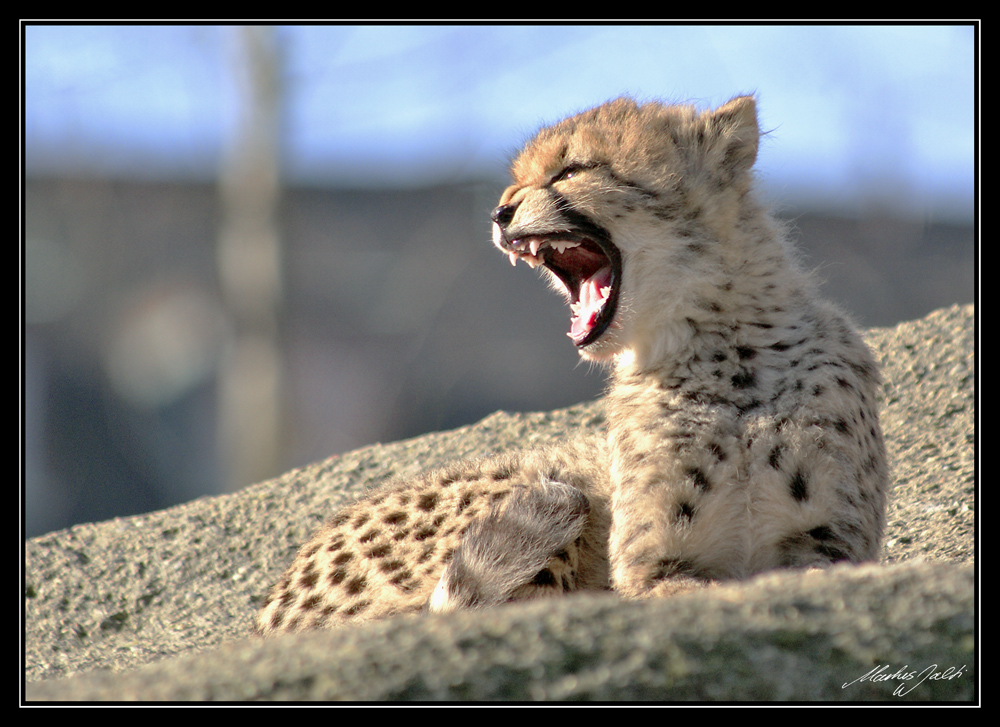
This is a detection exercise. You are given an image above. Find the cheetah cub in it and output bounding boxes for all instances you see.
[253,96,889,635]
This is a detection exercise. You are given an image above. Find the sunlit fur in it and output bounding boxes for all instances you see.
[253,97,889,634]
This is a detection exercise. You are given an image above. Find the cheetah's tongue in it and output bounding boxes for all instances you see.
[568,266,612,343]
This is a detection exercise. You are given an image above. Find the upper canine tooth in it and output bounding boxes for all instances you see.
[509,252,519,267]
[529,239,542,257]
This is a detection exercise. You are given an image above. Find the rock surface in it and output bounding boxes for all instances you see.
[24,304,976,702]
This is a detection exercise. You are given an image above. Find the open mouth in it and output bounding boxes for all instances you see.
[503,232,622,348]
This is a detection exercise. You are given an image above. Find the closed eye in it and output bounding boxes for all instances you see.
[549,162,594,184]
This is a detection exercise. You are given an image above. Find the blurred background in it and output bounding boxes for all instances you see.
[23,24,976,538]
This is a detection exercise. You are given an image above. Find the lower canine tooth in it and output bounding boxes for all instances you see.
[509,252,518,266]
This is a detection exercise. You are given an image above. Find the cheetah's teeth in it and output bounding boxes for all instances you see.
[506,238,584,270]
[550,241,582,254]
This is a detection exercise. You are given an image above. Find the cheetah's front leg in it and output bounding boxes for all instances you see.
[606,396,747,600]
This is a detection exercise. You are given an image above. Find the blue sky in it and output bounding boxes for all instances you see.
[24,23,976,220]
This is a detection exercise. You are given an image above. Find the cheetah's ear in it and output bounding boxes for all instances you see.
[700,95,760,178]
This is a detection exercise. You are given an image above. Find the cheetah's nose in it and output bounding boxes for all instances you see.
[491,204,516,228]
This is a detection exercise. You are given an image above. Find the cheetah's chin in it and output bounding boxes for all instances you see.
[506,234,622,349]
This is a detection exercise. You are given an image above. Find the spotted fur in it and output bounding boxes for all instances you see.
[253,96,889,635]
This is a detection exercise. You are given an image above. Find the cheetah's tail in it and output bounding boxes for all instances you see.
[428,479,590,612]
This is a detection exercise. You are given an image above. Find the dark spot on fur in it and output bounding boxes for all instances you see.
[379,558,406,573]
[301,594,321,611]
[676,502,695,521]
[413,526,437,541]
[849,360,877,382]
[343,600,370,616]
[438,466,465,486]
[352,513,371,529]
[789,471,809,502]
[686,467,711,491]
[732,369,756,389]
[328,511,350,528]
[491,463,513,480]
[345,576,367,596]
[808,525,835,541]
[366,543,392,559]
[708,442,726,461]
[269,609,286,630]
[813,384,825,396]
[358,529,379,543]
[329,567,347,586]
[834,418,851,435]
[417,492,439,511]
[456,491,476,515]
[417,544,436,563]
[532,569,557,587]
[736,345,757,360]
[815,543,850,562]
[382,511,408,526]
[711,350,727,362]
[298,569,318,590]
[768,445,784,469]
[333,551,353,565]
[555,549,571,563]
[389,571,416,591]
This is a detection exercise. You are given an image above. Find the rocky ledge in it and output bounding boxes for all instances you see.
[24,304,976,702]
